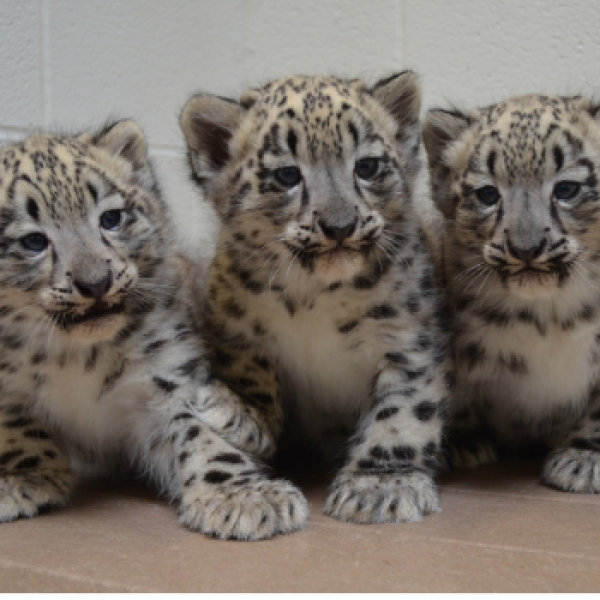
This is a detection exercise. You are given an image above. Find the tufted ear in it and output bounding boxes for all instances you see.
[93,120,149,170]
[423,109,470,218]
[371,71,421,135]
[422,109,469,168]
[180,94,244,194]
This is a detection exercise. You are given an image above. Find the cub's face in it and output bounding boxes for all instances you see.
[424,95,600,300]
[0,122,168,343]
[181,73,422,284]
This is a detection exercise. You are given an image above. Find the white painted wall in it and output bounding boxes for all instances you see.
[2,0,600,257]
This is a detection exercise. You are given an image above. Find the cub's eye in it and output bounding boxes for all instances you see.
[274,166,302,188]
[100,210,123,230]
[554,181,581,202]
[475,186,500,206]
[355,158,380,181]
[21,233,48,254]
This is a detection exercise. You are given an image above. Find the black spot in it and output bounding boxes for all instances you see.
[0,449,24,466]
[223,298,245,320]
[210,452,244,464]
[171,412,193,422]
[43,450,56,459]
[153,377,178,393]
[144,340,167,355]
[423,442,437,457]
[184,475,196,487]
[204,470,233,484]
[375,406,399,421]
[413,401,437,421]
[177,357,202,377]
[4,417,31,429]
[553,145,564,172]
[26,198,39,221]
[178,451,190,465]
[370,445,391,460]
[463,341,486,370]
[338,320,359,334]
[14,456,41,470]
[185,426,200,442]
[367,304,398,320]
[31,351,47,366]
[385,352,409,365]
[357,459,377,470]
[405,294,420,314]
[287,129,298,156]
[23,429,50,439]
[392,446,416,461]
[487,151,497,176]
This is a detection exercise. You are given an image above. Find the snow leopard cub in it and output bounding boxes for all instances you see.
[0,121,307,540]
[181,72,451,525]
[423,94,600,492]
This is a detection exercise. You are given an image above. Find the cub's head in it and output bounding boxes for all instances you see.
[424,95,600,300]
[0,121,170,343]
[180,72,422,284]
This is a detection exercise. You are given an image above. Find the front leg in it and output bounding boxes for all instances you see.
[442,390,499,470]
[542,389,600,493]
[0,403,74,522]
[141,384,307,541]
[196,342,283,460]
[324,361,448,524]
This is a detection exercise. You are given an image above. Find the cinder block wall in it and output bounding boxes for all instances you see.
[2,0,599,256]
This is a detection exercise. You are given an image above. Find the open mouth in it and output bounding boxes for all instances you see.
[53,302,125,327]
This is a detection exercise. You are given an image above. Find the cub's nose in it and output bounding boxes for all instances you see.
[318,217,357,245]
[507,237,547,264]
[74,272,113,302]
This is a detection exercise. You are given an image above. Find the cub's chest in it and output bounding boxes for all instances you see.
[250,291,384,414]
[464,315,599,416]
[27,354,149,449]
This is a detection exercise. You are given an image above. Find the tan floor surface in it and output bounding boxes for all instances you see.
[0,459,599,592]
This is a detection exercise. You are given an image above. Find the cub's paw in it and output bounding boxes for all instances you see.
[196,386,275,460]
[0,469,75,522]
[324,470,439,524]
[180,478,309,540]
[441,438,498,470]
[542,448,600,493]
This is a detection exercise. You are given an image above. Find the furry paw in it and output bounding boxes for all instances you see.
[324,470,440,524]
[441,438,498,470]
[0,469,74,522]
[542,448,600,493]
[180,478,309,540]
[196,385,276,460]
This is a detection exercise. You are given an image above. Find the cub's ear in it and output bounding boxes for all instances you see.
[180,94,244,193]
[91,120,157,191]
[423,109,470,218]
[422,109,469,168]
[371,71,421,135]
[93,120,148,170]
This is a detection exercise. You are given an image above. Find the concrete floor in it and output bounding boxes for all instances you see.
[0,459,599,592]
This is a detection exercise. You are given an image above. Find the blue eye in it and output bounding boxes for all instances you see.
[554,181,580,202]
[475,186,500,206]
[100,210,123,230]
[355,158,380,180]
[21,233,48,253]
[274,166,302,188]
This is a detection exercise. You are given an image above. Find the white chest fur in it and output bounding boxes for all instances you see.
[252,291,380,440]
[473,320,597,419]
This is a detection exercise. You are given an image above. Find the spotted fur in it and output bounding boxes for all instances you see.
[181,72,451,526]
[0,122,308,540]
[423,94,600,492]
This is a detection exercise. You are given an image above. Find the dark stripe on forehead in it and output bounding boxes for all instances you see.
[348,122,359,148]
[553,146,564,172]
[487,151,497,176]
[287,129,298,156]
[26,198,39,221]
